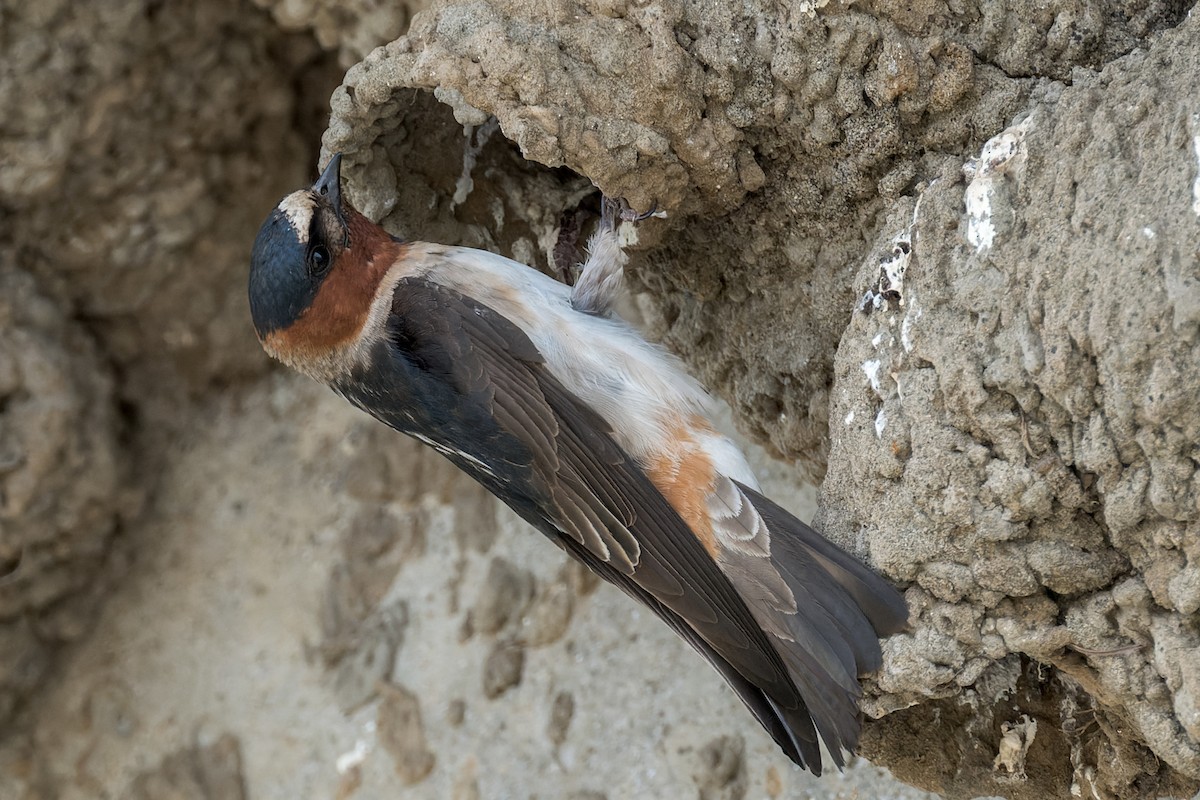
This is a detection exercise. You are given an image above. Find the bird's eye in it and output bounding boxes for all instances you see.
[308,245,331,274]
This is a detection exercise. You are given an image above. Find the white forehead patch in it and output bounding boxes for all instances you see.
[278,190,315,237]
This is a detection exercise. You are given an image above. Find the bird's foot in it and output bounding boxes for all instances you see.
[599,196,665,231]
[571,197,648,316]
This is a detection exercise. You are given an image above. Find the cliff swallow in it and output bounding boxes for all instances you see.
[249,154,908,773]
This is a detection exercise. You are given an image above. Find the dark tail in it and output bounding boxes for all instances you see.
[734,482,909,767]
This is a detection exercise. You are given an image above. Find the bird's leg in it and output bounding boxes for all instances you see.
[571,197,657,316]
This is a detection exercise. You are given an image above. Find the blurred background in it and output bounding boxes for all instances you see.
[3,1,1199,798]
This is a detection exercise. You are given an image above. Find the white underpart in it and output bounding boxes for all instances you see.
[278,190,315,234]
[694,430,760,490]
[874,407,887,438]
[406,245,757,483]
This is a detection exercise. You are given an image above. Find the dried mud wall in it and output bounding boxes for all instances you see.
[2,0,1198,799]
[0,0,329,740]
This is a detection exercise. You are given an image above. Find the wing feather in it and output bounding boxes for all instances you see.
[334,277,835,765]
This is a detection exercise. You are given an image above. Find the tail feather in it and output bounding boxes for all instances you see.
[618,563,829,773]
[710,646,824,771]
[781,557,883,678]
[732,481,909,760]
[773,639,859,765]
[738,482,909,637]
[553,476,907,775]
[554,528,826,772]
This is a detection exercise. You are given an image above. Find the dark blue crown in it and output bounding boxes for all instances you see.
[248,208,320,338]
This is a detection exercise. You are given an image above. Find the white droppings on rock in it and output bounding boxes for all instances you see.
[901,292,921,353]
[336,738,372,774]
[856,289,886,313]
[451,118,499,210]
[1191,115,1200,217]
[964,117,1031,253]
[879,236,912,304]
[965,178,996,252]
[875,408,888,438]
[845,410,855,425]
[993,715,1037,779]
[857,185,931,312]
[862,359,883,393]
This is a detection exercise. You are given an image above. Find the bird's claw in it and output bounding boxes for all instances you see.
[600,196,665,230]
[620,202,664,223]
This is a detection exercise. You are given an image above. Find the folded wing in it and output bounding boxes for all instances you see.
[335,275,904,773]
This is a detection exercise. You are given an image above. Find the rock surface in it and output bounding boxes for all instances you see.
[251,0,429,65]
[821,19,1200,796]
[0,266,124,729]
[2,0,1199,798]
[126,734,247,800]
[0,0,336,395]
[317,2,1200,793]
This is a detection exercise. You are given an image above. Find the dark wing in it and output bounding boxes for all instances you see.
[334,276,826,770]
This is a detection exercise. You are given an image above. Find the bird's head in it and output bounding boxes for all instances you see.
[249,154,400,375]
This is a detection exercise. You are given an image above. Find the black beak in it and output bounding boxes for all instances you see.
[312,153,348,240]
[314,153,350,235]
[313,153,344,211]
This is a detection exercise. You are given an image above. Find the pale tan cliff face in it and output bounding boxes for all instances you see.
[3,0,1199,798]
